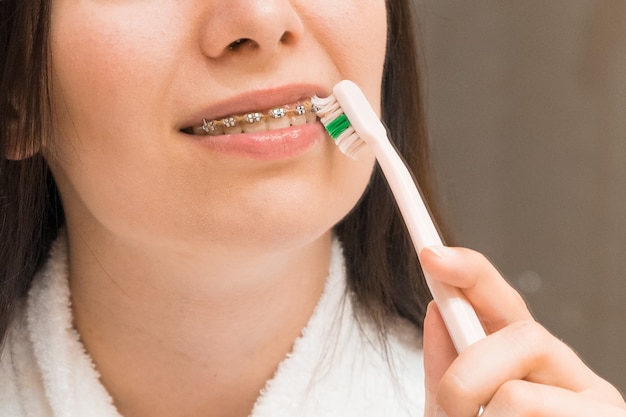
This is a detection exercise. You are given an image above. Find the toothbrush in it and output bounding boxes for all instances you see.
[312,80,486,353]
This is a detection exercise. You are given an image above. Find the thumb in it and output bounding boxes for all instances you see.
[424,301,457,417]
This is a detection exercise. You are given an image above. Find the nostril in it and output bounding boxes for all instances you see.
[279,32,292,44]
[227,38,252,51]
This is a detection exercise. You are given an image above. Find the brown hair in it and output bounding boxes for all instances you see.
[337,0,439,333]
[0,0,441,346]
[0,0,63,345]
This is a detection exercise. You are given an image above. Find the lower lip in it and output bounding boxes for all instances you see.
[191,122,327,161]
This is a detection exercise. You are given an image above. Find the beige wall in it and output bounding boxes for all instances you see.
[421,1,626,391]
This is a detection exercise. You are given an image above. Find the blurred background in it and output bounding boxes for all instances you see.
[419,1,626,391]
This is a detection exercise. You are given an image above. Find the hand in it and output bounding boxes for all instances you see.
[420,246,626,417]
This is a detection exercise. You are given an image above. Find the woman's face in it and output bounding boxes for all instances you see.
[47,1,387,253]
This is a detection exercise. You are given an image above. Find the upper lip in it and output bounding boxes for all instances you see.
[178,84,331,130]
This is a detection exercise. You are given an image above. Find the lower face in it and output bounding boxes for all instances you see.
[46,0,388,254]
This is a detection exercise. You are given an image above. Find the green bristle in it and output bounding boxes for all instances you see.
[325,113,351,141]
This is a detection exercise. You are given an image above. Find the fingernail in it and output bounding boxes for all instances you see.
[425,245,455,259]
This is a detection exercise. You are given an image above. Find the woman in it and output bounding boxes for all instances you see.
[1,0,624,416]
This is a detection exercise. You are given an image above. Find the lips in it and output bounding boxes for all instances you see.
[181,99,319,136]
[178,86,333,160]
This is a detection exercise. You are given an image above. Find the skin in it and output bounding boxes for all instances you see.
[421,246,626,417]
[47,1,381,417]
[43,0,626,416]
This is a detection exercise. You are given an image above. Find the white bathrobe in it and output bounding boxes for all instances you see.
[0,236,426,416]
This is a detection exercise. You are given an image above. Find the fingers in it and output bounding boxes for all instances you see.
[436,320,602,417]
[419,246,533,333]
[481,381,626,417]
[423,302,457,417]
[419,245,626,417]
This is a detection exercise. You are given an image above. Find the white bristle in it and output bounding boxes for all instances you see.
[336,129,363,158]
[311,94,366,159]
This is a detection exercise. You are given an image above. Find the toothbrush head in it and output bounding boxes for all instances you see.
[313,80,389,159]
[312,84,367,159]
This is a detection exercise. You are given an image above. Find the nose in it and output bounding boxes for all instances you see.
[199,1,305,60]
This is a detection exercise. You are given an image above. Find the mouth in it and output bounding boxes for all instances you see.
[181,99,319,136]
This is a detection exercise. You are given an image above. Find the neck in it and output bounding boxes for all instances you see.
[66,228,333,417]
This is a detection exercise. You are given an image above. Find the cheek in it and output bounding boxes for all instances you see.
[302,1,388,107]
[45,0,382,250]
[48,2,185,143]
[47,4,184,238]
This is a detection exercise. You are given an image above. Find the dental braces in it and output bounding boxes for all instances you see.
[200,99,317,134]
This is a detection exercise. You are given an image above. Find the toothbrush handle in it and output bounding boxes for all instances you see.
[332,80,486,352]
[370,135,486,353]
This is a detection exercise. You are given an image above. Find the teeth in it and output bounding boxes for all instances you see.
[305,108,317,124]
[268,115,291,130]
[243,118,268,133]
[290,114,307,126]
[188,99,318,136]
[224,124,243,135]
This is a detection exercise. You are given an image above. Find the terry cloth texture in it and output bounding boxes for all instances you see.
[0,235,426,416]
